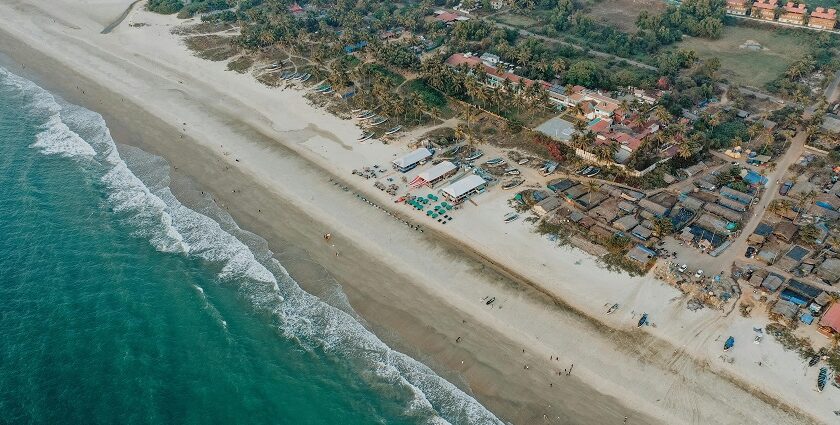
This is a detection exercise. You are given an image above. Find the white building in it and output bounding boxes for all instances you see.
[442,175,487,204]
[393,148,433,172]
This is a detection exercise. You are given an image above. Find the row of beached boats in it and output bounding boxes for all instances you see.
[352,109,402,141]
[280,71,311,82]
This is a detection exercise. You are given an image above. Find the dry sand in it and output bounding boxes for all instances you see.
[0,1,835,424]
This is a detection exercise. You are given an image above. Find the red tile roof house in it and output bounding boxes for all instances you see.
[433,11,469,24]
[752,0,778,20]
[818,302,840,337]
[779,2,807,24]
[444,53,543,91]
[289,3,305,15]
[809,7,838,29]
[726,0,751,15]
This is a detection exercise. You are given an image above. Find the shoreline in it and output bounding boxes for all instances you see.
[0,2,833,424]
[0,27,651,425]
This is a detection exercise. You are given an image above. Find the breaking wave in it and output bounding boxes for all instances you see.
[0,66,502,424]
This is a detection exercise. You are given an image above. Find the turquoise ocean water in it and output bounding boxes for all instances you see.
[0,66,500,424]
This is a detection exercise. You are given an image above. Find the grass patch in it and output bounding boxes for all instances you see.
[678,26,811,87]
[226,56,253,73]
[362,63,405,86]
[184,35,238,61]
[584,0,667,33]
[403,79,448,110]
[495,13,543,29]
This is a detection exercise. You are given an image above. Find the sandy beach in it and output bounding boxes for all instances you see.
[0,1,836,423]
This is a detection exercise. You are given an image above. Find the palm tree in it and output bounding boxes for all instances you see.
[652,217,674,237]
[552,58,566,75]
[597,142,618,163]
[794,190,817,221]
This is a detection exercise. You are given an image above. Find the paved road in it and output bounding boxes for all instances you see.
[487,21,659,72]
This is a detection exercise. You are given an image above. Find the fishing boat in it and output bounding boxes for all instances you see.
[384,125,402,135]
[485,157,505,166]
[357,132,374,142]
[358,113,377,121]
[486,297,496,305]
[501,179,523,190]
[503,212,519,223]
[809,355,820,367]
[637,313,648,327]
[356,110,374,119]
[464,150,484,162]
[517,158,530,165]
[299,73,311,82]
[323,88,334,94]
[818,367,828,392]
[606,303,619,314]
[723,336,735,352]
[370,116,388,126]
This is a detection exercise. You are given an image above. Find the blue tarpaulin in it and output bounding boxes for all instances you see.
[743,170,768,186]
[801,313,815,325]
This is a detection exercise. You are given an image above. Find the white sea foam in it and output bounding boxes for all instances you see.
[3,66,501,424]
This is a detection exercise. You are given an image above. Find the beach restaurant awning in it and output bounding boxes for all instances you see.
[442,175,486,199]
[393,148,432,170]
[410,161,456,187]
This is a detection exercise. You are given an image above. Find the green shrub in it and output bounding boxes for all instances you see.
[147,0,183,14]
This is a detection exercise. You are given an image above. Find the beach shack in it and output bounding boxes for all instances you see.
[442,175,487,204]
[410,161,457,187]
[626,245,657,266]
[533,196,563,217]
[393,148,433,172]
[780,279,822,306]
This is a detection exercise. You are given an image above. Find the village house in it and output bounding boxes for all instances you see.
[817,258,840,284]
[779,2,807,24]
[808,7,838,29]
[726,0,751,15]
[533,196,563,217]
[433,11,469,25]
[773,221,799,243]
[772,299,799,322]
[626,245,657,267]
[752,0,778,20]
[445,53,542,91]
[819,303,840,337]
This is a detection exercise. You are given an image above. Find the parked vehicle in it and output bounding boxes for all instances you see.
[779,181,794,196]
[678,264,687,273]
[694,269,704,279]
[745,246,756,258]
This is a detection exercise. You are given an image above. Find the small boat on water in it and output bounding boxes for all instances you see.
[503,212,519,223]
[501,179,523,190]
[818,367,828,392]
[637,313,648,327]
[724,336,735,352]
[606,303,619,314]
[384,125,402,135]
[357,132,374,142]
